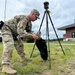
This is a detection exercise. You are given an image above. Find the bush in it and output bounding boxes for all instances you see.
[26,38,34,43]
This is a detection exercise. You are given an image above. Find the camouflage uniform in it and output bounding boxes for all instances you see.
[1,9,40,74]
[1,15,32,65]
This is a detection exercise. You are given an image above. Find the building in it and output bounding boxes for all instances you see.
[58,23,75,41]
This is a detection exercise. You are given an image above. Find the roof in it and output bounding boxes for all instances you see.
[58,23,75,30]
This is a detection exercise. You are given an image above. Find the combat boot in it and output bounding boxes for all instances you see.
[2,64,17,74]
[20,57,31,63]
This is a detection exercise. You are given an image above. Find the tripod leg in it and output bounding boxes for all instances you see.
[30,43,36,58]
[48,13,65,55]
[46,11,51,69]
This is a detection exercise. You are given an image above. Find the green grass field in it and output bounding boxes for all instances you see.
[0,41,75,75]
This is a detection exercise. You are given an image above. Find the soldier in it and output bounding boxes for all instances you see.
[1,9,40,74]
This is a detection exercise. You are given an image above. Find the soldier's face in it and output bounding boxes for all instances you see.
[31,13,38,21]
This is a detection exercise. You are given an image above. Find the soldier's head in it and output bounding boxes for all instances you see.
[29,9,40,21]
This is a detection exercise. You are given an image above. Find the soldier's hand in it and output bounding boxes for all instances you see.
[31,34,39,40]
[36,31,41,37]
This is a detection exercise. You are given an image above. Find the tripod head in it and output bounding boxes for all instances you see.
[43,1,49,10]
[43,1,50,15]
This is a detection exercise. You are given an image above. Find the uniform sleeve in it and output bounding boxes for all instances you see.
[17,18,32,38]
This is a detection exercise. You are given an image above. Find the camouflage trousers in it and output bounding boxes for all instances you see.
[1,27,25,65]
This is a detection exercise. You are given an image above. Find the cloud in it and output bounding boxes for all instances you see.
[0,0,75,39]
[0,0,25,20]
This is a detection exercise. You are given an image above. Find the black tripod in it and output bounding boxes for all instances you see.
[30,2,65,69]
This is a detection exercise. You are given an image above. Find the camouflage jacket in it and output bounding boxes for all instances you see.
[3,15,32,38]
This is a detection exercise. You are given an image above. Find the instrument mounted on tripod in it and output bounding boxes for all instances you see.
[31,1,65,69]
[44,1,49,9]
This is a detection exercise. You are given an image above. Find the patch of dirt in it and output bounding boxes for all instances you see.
[34,70,52,75]
[42,70,52,75]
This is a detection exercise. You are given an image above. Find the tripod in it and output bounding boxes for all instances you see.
[30,2,65,69]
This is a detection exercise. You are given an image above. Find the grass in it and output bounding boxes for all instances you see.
[0,41,75,75]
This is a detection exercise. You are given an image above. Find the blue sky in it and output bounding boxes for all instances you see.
[0,0,75,39]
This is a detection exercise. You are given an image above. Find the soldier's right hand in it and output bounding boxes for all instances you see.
[31,34,39,40]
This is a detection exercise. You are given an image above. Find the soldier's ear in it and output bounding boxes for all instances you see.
[31,12,34,15]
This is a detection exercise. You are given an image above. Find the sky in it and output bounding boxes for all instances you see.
[0,0,75,39]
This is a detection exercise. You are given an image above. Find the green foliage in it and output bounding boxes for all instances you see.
[0,41,75,75]
[26,38,34,43]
